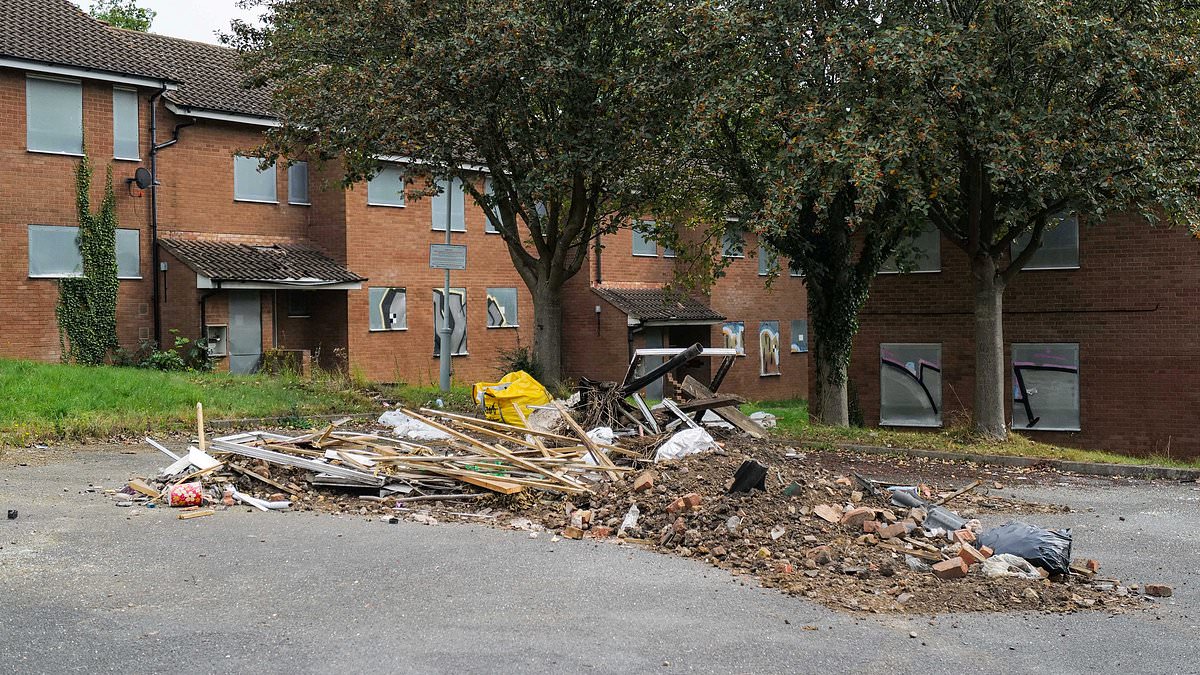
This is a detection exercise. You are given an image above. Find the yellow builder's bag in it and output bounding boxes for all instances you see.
[472,370,552,427]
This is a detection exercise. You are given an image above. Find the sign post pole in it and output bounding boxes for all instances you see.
[439,179,453,394]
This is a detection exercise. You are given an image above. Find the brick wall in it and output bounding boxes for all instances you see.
[563,226,809,400]
[849,215,1200,458]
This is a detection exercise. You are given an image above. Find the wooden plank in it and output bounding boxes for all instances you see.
[551,401,620,480]
[127,478,160,499]
[443,471,524,494]
[178,509,215,520]
[935,480,982,506]
[673,395,746,413]
[196,402,206,453]
[401,409,592,491]
[226,462,303,497]
[679,376,768,439]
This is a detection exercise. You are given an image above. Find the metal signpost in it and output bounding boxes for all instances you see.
[431,182,466,393]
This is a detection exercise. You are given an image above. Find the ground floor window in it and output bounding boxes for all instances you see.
[287,291,311,318]
[433,287,468,356]
[486,288,518,327]
[790,320,808,353]
[759,321,780,376]
[28,224,140,279]
[880,343,942,427]
[368,287,407,331]
[1012,343,1080,431]
[722,321,745,355]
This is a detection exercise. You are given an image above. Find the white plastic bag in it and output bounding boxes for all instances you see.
[586,427,615,445]
[654,428,718,462]
[749,411,777,429]
[981,553,1043,580]
[378,410,451,441]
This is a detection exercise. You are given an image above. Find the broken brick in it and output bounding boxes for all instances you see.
[932,556,969,580]
[633,471,655,492]
[1144,584,1173,598]
[588,526,613,538]
[979,546,994,558]
[862,520,881,534]
[805,545,833,565]
[878,521,915,539]
[959,543,986,565]
[951,528,976,544]
[1085,559,1100,573]
[682,492,702,509]
[776,562,795,575]
[814,504,842,523]
[840,507,874,528]
[666,497,687,514]
[562,526,585,540]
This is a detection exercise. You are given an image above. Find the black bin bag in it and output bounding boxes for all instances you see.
[976,521,1073,576]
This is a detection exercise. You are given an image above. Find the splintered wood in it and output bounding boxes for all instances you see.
[152,408,635,509]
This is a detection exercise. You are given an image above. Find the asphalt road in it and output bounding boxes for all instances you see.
[1,448,1196,674]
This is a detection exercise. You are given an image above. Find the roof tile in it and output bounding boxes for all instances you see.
[160,238,365,285]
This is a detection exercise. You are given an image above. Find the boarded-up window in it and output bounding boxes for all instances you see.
[367,165,406,207]
[233,155,277,202]
[1013,213,1079,270]
[1012,343,1080,431]
[880,343,942,427]
[28,225,140,279]
[27,76,82,154]
[881,224,940,273]
[368,287,407,331]
[433,288,468,356]
[486,288,519,327]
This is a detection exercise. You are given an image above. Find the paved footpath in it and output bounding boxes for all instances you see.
[1,449,1196,674]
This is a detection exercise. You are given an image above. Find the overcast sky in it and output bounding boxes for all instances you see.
[73,0,264,45]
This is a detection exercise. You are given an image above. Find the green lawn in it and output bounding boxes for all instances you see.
[744,398,1200,469]
[0,359,378,445]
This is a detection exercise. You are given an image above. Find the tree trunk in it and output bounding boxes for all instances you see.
[815,355,849,426]
[971,256,1007,440]
[531,282,564,384]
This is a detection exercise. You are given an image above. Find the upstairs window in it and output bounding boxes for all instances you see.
[632,221,658,256]
[112,87,139,160]
[367,165,406,207]
[233,155,277,203]
[1013,212,1079,270]
[881,223,940,273]
[758,244,778,276]
[483,177,501,233]
[431,177,466,231]
[288,161,310,205]
[722,229,744,258]
[27,76,83,155]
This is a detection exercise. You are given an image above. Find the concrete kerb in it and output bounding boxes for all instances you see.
[837,443,1200,482]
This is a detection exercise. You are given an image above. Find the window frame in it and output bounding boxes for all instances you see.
[1012,213,1080,271]
[722,229,745,259]
[26,75,84,156]
[632,220,659,257]
[483,177,501,233]
[485,287,520,328]
[757,243,779,276]
[112,86,140,161]
[27,224,141,280]
[367,165,407,208]
[286,291,311,318]
[879,342,943,428]
[367,287,408,332]
[1012,342,1081,432]
[879,224,941,275]
[430,177,467,232]
[204,325,228,357]
[232,155,278,204]
[433,287,469,356]
[287,161,310,206]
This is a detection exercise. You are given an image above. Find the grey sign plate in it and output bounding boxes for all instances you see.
[429,244,467,270]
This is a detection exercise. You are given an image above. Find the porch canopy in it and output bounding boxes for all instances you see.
[592,285,725,327]
[160,238,365,290]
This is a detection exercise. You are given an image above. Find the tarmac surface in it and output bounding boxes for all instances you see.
[1,447,1196,674]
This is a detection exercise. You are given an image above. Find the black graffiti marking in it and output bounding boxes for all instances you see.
[881,358,941,416]
[1012,363,1078,429]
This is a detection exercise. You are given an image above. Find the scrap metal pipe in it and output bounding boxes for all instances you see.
[619,342,704,396]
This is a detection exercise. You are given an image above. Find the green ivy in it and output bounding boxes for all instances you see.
[57,147,120,366]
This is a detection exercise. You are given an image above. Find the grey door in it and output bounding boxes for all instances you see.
[640,328,665,401]
[228,291,262,374]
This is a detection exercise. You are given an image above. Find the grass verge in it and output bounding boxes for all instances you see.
[0,358,377,446]
[744,398,1200,469]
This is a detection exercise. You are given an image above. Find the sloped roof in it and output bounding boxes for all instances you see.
[593,286,725,324]
[121,29,274,118]
[0,0,172,81]
[160,239,364,285]
[0,0,274,118]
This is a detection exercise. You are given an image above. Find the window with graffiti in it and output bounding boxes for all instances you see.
[1012,343,1080,431]
[368,287,407,331]
[433,287,468,356]
[722,321,745,356]
[759,321,781,376]
[880,343,942,427]
[486,287,519,328]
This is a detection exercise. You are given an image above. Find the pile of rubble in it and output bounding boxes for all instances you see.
[107,350,1170,615]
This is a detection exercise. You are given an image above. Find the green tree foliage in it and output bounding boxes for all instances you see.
[228,0,686,383]
[58,150,120,366]
[869,2,1200,438]
[662,0,924,425]
[88,0,155,31]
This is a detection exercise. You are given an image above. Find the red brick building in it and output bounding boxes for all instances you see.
[849,217,1200,458]
[0,0,807,399]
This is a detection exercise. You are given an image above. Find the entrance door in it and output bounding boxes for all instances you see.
[640,328,665,401]
[228,290,262,374]
[668,325,712,392]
